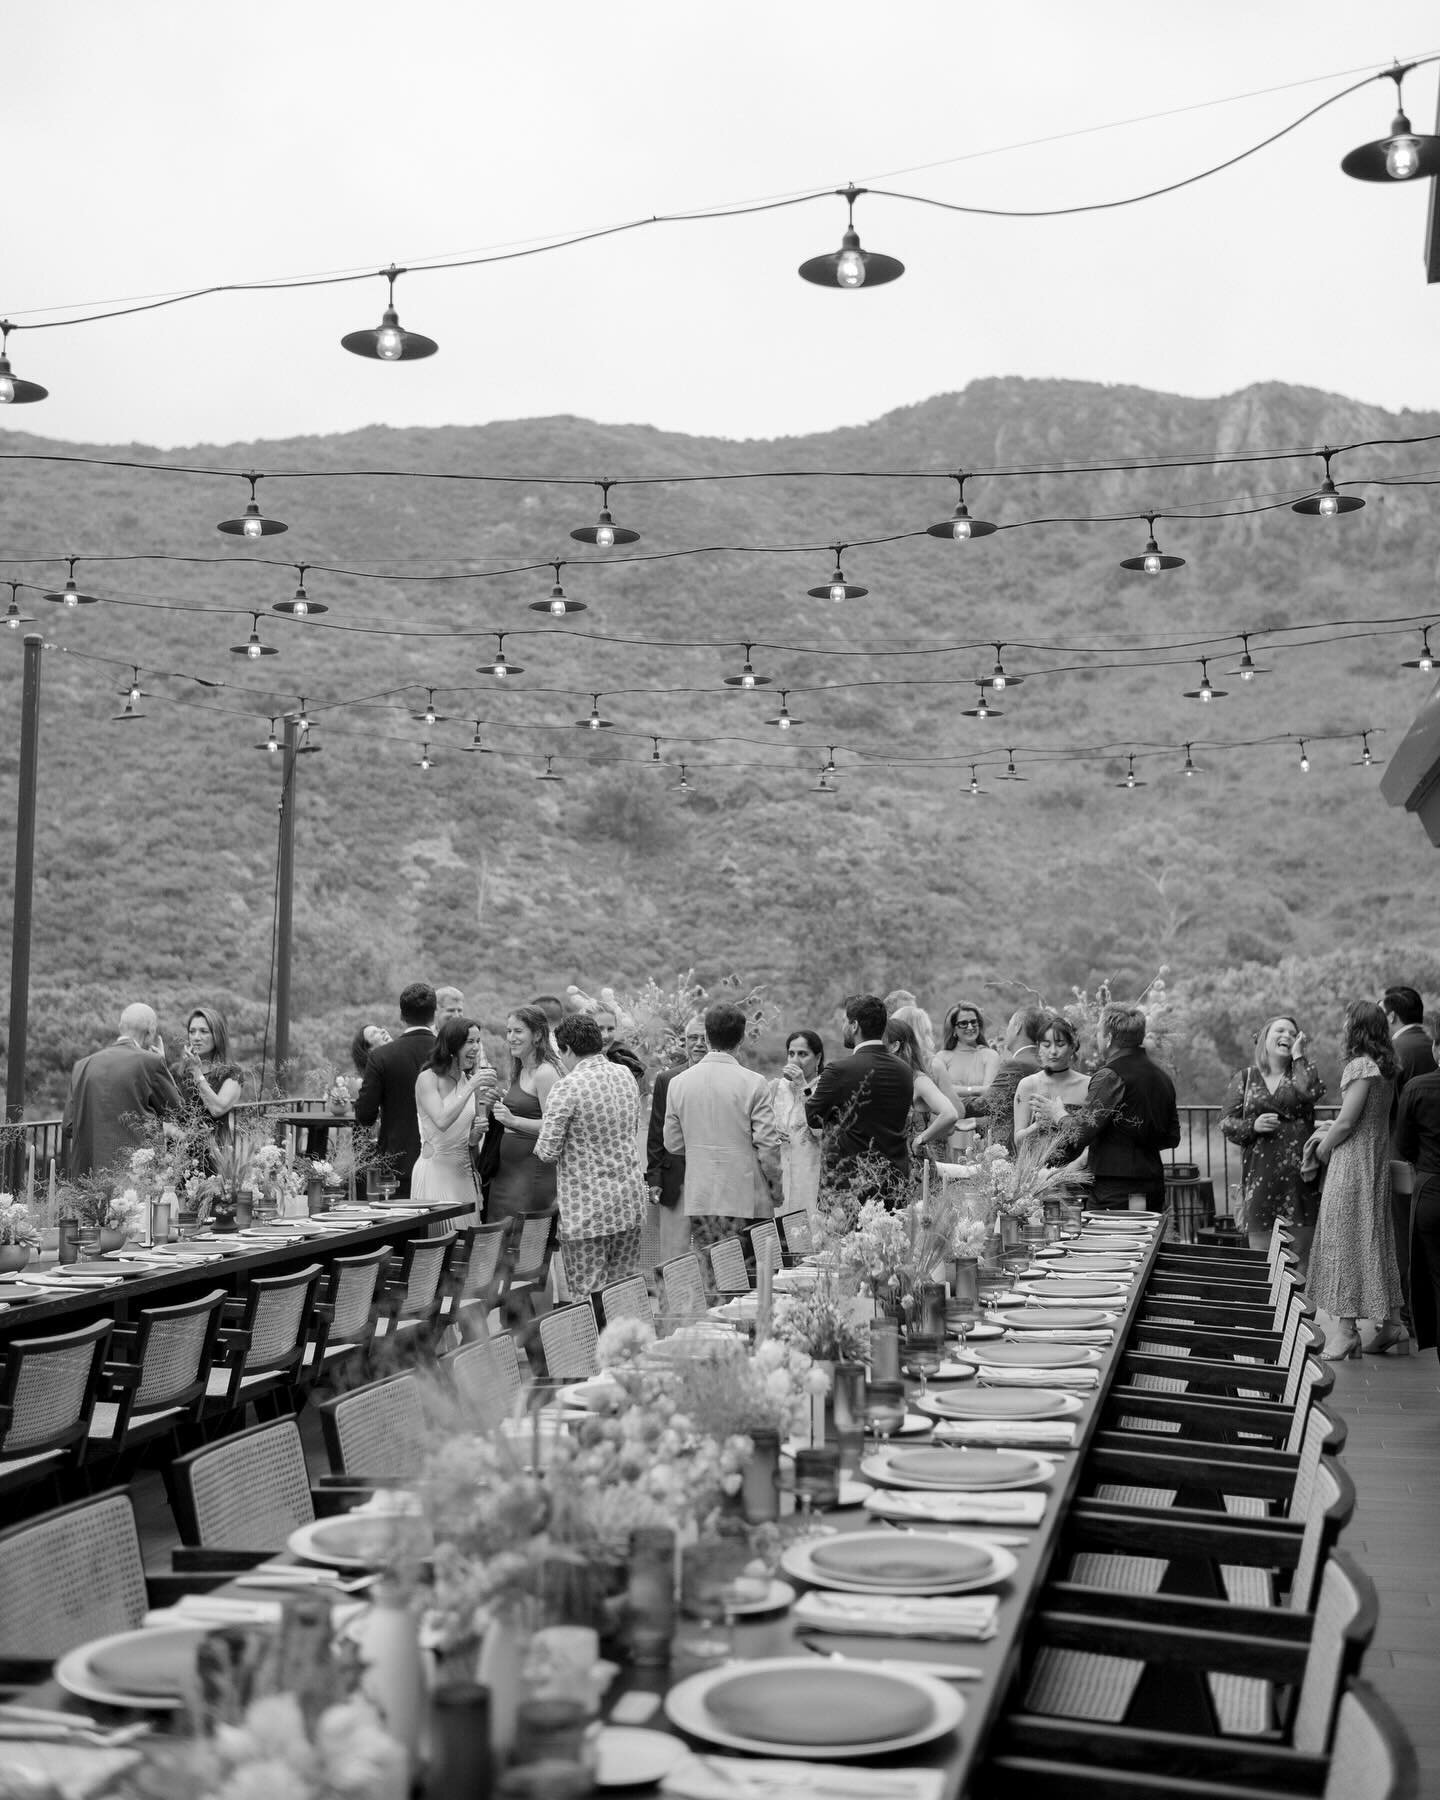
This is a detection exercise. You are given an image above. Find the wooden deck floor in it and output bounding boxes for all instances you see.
[1312,1330,1440,1796]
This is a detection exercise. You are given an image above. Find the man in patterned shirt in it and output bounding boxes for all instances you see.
[534,1012,647,1294]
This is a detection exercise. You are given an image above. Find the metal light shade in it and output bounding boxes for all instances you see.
[807,568,868,601]
[4,600,35,628]
[576,712,614,729]
[273,587,328,616]
[112,699,145,722]
[1341,111,1440,181]
[926,503,997,540]
[218,501,288,538]
[570,508,639,546]
[799,228,904,288]
[530,583,587,615]
[961,700,1002,719]
[1292,479,1364,516]
[1120,537,1185,571]
[0,354,47,404]
[723,661,772,688]
[42,581,99,605]
[341,306,438,361]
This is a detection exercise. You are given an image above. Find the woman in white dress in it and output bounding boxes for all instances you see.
[412,1017,494,1216]
[771,1029,826,1216]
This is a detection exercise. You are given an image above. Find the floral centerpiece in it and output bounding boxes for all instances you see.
[59,1155,152,1240]
[250,1141,307,1216]
[773,1275,870,1366]
[0,1195,41,1247]
[984,1137,1074,1227]
[828,1184,966,1319]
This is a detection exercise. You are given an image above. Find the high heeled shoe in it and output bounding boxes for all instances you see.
[1362,1322,1408,1355]
[1321,1329,1362,1360]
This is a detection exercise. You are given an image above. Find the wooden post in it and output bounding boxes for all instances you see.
[4,634,42,1187]
[274,713,298,1092]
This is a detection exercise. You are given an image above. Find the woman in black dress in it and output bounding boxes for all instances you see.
[1219,1014,1326,1259]
[484,1003,562,1225]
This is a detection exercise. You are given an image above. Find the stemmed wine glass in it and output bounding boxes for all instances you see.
[902,1332,944,1403]
[863,1379,907,1462]
[680,1538,767,1663]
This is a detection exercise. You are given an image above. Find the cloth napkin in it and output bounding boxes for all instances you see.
[663,1754,946,1800]
[930,1419,1077,1447]
[793,1589,1000,1640]
[1001,1327,1114,1345]
[863,1487,1047,1525]
[142,1595,283,1629]
[978,1365,1100,1388]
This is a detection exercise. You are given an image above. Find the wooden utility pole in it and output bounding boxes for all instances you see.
[274,713,298,1090]
[4,634,42,1184]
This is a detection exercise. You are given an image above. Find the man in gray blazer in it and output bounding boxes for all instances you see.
[663,1001,781,1266]
[63,1002,185,1177]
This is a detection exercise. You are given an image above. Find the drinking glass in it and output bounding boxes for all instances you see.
[863,1379,907,1456]
[789,1445,841,1526]
[680,1538,757,1663]
[903,1332,943,1402]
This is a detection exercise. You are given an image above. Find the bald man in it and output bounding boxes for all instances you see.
[62,1003,185,1177]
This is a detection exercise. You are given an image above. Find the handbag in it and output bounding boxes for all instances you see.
[1391,1159,1415,1197]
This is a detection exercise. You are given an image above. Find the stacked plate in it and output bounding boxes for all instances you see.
[917,1386,1081,1421]
[783,1529,1016,1594]
[57,1625,213,1709]
[955,1340,1099,1369]
[988,1307,1114,1331]
[860,1446,1051,1492]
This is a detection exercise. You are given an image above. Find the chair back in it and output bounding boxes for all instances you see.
[0,1316,111,1469]
[130,1288,227,1410]
[394,1232,458,1319]
[1283,1357,1334,1456]
[537,1303,600,1379]
[776,1209,814,1257]
[447,1221,511,1309]
[1275,1284,1311,1360]
[505,1210,560,1296]
[1323,1680,1421,1800]
[708,1236,751,1296]
[0,1489,148,1658]
[441,1334,525,1431]
[1282,1324,1329,1409]
[1290,1456,1357,1615]
[322,1246,392,1346]
[170,1416,315,1548]
[747,1221,782,1276]
[317,1372,429,1479]
[661,1253,707,1317]
[593,1274,653,1332]
[239,1262,324,1370]
[1288,1404,1345,1521]
[1291,1552,1379,1754]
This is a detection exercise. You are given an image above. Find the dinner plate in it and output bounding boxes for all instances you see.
[287,1513,431,1569]
[1054,1254,1137,1273]
[808,1534,996,1588]
[1070,1236,1145,1252]
[862,1447,1050,1491]
[56,1625,209,1710]
[927,1361,978,1382]
[989,1307,1113,1331]
[15,1269,123,1288]
[728,1578,796,1615]
[916,1386,1082,1421]
[782,1534,1017,1597]
[0,1281,43,1304]
[557,1376,625,1412]
[958,1340,1100,1368]
[1013,1279,1127,1299]
[665,1655,964,1758]
[591,1726,689,1787]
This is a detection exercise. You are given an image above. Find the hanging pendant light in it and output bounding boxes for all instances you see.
[1341,63,1440,181]
[674,762,693,794]
[765,689,802,730]
[1298,739,1311,773]
[799,184,904,288]
[341,264,438,361]
[296,697,312,738]
[111,693,145,723]
[4,582,35,629]
[576,692,614,730]
[649,736,663,764]
[531,561,586,616]
[272,563,327,617]
[723,641,773,688]
[967,765,986,797]
[217,473,288,539]
[42,557,100,607]
[822,747,838,776]
[996,749,1028,781]
[412,741,438,771]
[1402,628,1436,672]
[1292,448,1364,516]
[1182,658,1226,702]
[413,687,448,727]
[0,322,47,404]
[1352,730,1381,768]
[1119,512,1185,573]
[1181,742,1204,777]
[1116,753,1147,790]
[812,767,836,794]
[1226,632,1271,682]
[537,755,564,783]
[961,681,1000,721]
[807,544,868,602]
[230,611,278,658]
[482,633,524,678]
[116,665,149,705]
[570,480,639,547]
[259,718,280,754]
[988,643,1023,691]
[926,472,997,541]
[461,719,491,753]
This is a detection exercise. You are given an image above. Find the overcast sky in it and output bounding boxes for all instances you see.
[6,1,1439,450]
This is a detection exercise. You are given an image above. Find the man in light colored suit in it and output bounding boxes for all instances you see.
[663,1001,781,1270]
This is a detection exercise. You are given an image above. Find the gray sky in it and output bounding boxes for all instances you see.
[6,1,1439,450]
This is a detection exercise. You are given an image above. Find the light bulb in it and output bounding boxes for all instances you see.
[421,752,431,770]
[1362,747,1373,766]
[829,581,847,602]
[976,696,989,720]
[129,683,141,704]
[62,582,79,608]
[472,726,485,748]
[1240,662,1254,682]
[5,609,19,629]
[1127,771,1136,788]
[1318,491,1340,518]
[425,706,436,726]
[778,712,791,730]
[292,588,309,617]
[650,743,661,762]
[298,711,310,735]
[992,670,1006,692]
[1143,551,1162,575]
[376,323,404,361]
[969,775,979,795]
[595,523,615,548]
[247,635,262,659]
[951,516,972,541]
[0,374,14,404]
[1200,684,1212,702]
[1386,135,1422,179]
[836,247,866,288]
[243,514,264,540]
[1184,760,1195,778]
[742,670,755,690]
[1300,750,1310,772]
[548,585,567,615]
[1422,652,1435,673]
[494,661,508,678]
[588,712,601,730]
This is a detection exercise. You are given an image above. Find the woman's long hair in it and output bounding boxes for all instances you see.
[1252,1015,1299,1079]
[187,1005,232,1066]
[942,1002,989,1052]
[1344,1000,1399,1081]
[890,1004,936,1066]
[509,1004,563,1086]
[883,1016,926,1075]
[428,1016,479,1078]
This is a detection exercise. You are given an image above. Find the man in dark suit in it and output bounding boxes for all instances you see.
[975,1006,1047,1153]
[1051,1002,1180,1211]
[354,981,437,1196]
[806,993,914,1206]
[63,1003,185,1177]
[646,1014,707,1260]
[1383,985,1437,1332]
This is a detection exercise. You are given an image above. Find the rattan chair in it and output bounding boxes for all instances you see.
[373,1230,458,1354]
[592,1273,654,1332]
[438,1220,512,1339]
[708,1236,751,1297]
[205,1261,324,1420]
[0,1489,148,1663]
[316,1372,430,1482]
[660,1252,708,1317]
[168,1415,316,1549]
[775,1208,814,1258]
[746,1219,782,1276]
[501,1209,560,1315]
[303,1244,392,1385]
[89,1286,227,1464]
[0,1316,112,1501]
[536,1302,600,1379]
[439,1332,526,1432]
